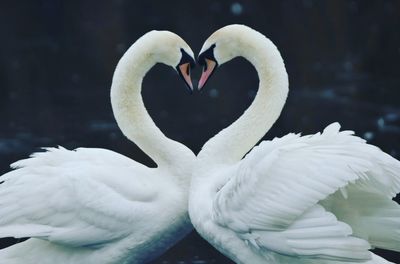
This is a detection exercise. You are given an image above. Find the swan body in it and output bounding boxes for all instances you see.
[189,24,400,264]
[0,30,196,264]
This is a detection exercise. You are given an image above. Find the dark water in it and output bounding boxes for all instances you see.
[0,0,399,263]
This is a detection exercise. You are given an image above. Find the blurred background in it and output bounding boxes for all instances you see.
[0,0,399,263]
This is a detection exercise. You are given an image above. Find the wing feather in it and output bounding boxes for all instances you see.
[0,147,157,247]
[321,187,400,252]
[212,123,400,259]
[242,205,371,261]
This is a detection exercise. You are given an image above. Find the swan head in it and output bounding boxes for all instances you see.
[197,24,259,90]
[138,30,196,92]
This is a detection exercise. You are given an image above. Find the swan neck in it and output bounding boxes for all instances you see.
[199,35,288,166]
[110,45,193,170]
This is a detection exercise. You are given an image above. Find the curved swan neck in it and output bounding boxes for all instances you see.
[199,29,289,165]
[110,40,193,169]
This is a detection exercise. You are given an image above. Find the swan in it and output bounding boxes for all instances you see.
[0,30,196,264]
[189,24,400,264]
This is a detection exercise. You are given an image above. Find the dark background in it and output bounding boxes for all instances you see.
[0,0,399,263]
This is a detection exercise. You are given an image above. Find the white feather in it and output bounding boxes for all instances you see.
[0,31,196,264]
[189,25,399,264]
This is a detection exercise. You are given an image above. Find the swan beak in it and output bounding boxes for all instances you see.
[178,63,193,93]
[198,59,217,90]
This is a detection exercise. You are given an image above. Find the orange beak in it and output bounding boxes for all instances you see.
[178,63,193,92]
[198,59,217,90]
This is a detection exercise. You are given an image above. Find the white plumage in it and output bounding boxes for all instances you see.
[189,24,400,264]
[0,30,196,264]
[212,123,400,261]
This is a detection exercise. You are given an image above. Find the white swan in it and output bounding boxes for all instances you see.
[189,24,400,264]
[0,30,196,264]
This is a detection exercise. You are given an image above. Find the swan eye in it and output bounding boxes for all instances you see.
[197,44,217,68]
[178,48,195,69]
